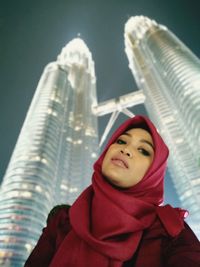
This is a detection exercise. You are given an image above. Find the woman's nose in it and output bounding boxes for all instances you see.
[120,147,133,158]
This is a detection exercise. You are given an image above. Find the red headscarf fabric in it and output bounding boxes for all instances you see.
[49,115,186,267]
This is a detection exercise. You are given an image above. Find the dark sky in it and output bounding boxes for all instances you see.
[0,0,200,205]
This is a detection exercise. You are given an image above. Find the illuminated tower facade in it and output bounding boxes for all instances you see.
[124,16,200,234]
[0,38,98,266]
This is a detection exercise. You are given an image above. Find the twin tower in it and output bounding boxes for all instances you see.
[0,16,200,266]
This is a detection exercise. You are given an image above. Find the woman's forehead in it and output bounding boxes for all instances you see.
[124,127,152,139]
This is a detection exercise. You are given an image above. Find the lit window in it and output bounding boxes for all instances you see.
[25,243,33,253]
[69,187,78,193]
[191,179,200,186]
[30,156,41,161]
[66,137,72,142]
[75,126,81,131]
[7,191,32,199]
[0,250,13,257]
[22,184,28,189]
[35,185,42,193]
[175,138,184,144]
[47,108,57,117]
[73,139,83,145]
[41,158,48,164]
[51,95,61,103]
[85,127,95,136]
[21,191,32,198]
[91,153,97,158]
[61,184,68,190]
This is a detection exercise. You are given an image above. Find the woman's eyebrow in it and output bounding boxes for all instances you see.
[121,132,132,137]
[140,139,154,150]
[121,132,154,150]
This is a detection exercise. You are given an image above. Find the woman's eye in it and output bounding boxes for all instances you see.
[116,139,126,145]
[138,148,150,156]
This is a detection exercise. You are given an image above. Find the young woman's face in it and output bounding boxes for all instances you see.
[102,128,155,188]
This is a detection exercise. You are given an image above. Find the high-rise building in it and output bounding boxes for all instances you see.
[0,38,98,266]
[124,16,200,236]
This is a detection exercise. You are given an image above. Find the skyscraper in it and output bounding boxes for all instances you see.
[0,38,98,266]
[124,16,200,235]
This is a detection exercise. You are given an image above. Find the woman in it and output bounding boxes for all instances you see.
[25,115,200,267]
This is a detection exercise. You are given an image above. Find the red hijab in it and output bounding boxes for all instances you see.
[50,115,186,267]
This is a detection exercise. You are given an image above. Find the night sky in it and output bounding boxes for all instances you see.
[1,0,200,206]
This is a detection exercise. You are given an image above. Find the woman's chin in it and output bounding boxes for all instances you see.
[104,176,129,190]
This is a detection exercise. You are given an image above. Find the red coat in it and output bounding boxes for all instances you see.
[25,205,200,267]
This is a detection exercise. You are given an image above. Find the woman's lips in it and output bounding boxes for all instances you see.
[111,157,129,169]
